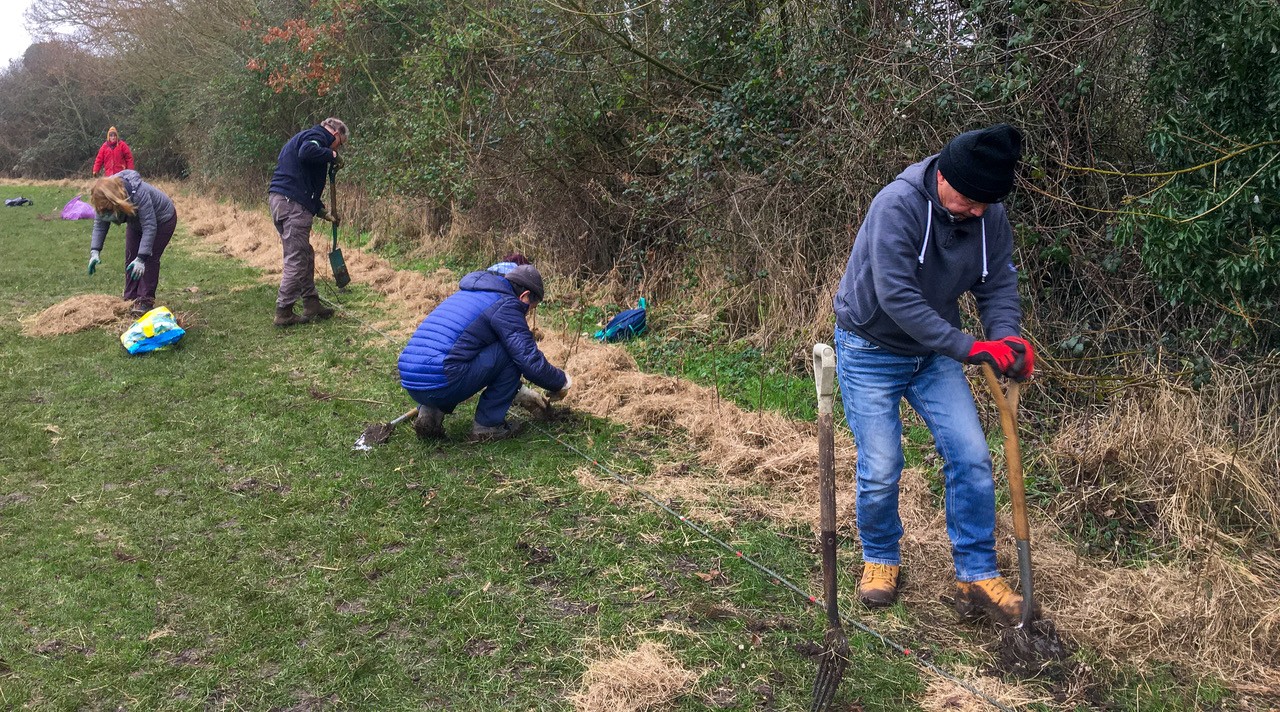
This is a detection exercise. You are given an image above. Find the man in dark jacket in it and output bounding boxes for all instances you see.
[268,117,347,327]
[397,265,572,442]
[833,123,1036,627]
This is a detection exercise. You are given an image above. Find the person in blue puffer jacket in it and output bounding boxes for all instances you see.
[397,264,572,442]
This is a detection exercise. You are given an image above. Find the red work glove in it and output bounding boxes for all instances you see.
[965,340,1018,374]
[1000,336,1035,382]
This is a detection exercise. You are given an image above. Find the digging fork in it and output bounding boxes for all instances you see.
[810,343,850,712]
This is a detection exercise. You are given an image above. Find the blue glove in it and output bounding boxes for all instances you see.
[88,250,100,276]
[126,257,146,281]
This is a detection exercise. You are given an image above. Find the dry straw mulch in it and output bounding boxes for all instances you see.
[20,294,131,337]
[919,666,1053,711]
[166,186,1280,697]
[569,641,701,712]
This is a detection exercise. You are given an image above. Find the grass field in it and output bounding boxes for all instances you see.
[0,184,1240,711]
[0,185,931,710]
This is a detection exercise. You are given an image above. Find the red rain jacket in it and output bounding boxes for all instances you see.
[93,140,134,177]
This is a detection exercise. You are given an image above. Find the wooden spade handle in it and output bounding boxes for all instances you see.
[981,364,1030,542]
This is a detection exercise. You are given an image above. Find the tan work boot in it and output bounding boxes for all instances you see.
[412,405,445,440]
[857,562,900,608]
[954,576,1027,627]
[302,295,335,321]
[274,305,307,327]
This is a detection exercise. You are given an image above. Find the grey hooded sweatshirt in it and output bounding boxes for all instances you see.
[90,169,176,257]
[833,155,1021,361]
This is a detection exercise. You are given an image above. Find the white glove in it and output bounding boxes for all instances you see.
[88,250,100,275]
[513,386,550,413]
[126,256,146,281]
[548,374,572,402]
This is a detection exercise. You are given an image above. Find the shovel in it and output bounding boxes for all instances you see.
[327,165,351,289]
[981,364,1036,628]
[353,407,419,451]
[810,342,850,712]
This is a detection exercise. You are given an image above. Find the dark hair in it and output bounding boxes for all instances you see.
[501,252,531,266]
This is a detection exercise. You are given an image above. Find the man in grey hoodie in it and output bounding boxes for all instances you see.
[832,124,1035,627]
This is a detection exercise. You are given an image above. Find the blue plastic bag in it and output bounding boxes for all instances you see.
[594,298,647,342]
[120,307,186,354]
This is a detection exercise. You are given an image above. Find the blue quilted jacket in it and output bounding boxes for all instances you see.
[398,271,568,392]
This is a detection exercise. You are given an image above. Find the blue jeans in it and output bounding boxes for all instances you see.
[405,342,521,427]
[834,327,999,582]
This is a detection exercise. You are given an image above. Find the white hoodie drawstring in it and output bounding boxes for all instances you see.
[918,208,932,266]
[980,217,989,283]
[919,204,989,283]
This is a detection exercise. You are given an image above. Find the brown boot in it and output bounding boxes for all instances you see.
[274,305,307,327]
[954,576,1029,627]
[468,420,525,443]
[302,296,335,321]
[857,562,900,608]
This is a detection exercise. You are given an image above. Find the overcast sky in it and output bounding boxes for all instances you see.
[1,0,37,68]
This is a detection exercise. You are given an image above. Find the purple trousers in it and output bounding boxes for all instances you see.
[123,211,177,308]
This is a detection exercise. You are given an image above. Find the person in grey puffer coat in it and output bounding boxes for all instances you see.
[86,169,178,315]
[832,123,1038,628]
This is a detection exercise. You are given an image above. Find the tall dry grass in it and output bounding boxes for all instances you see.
[1052,366,1280,572]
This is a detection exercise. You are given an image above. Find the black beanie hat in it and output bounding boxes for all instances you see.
[937,123,1023,204]
[505,264,545,302]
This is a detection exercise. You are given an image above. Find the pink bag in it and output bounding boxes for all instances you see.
[61,195,97,220]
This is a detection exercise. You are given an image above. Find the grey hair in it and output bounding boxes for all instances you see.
[321,117,348,139]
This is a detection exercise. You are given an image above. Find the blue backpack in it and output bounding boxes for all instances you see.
[594,298,647,342]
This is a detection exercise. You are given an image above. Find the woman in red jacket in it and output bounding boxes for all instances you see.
[92,126,134,177]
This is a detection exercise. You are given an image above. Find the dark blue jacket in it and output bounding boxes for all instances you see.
[398,271,568,393]
[833,155,1021,360]
[267,125,336,216]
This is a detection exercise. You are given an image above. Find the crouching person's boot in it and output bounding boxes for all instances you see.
[954,576,1032,627]
[303,296,335,321]
[857,562,900,608]
[469,420,525,443]
[274,305,307,327]
[413,405,445,440]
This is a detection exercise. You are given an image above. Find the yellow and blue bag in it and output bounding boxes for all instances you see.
[120,306,185,355]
